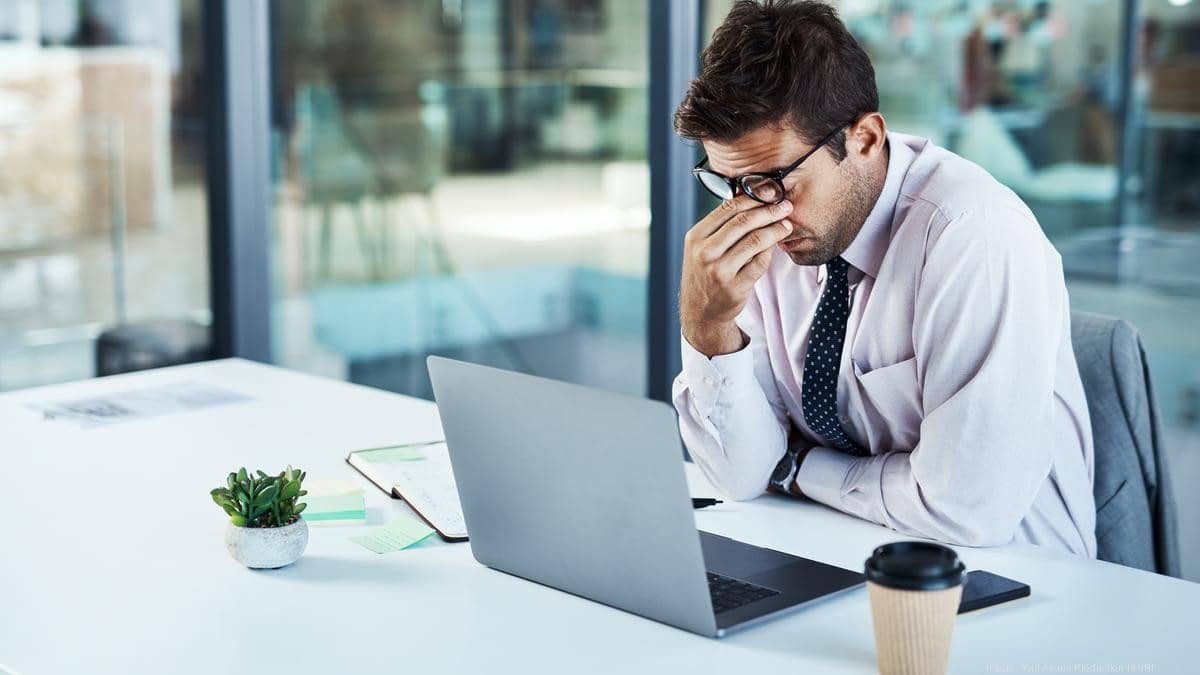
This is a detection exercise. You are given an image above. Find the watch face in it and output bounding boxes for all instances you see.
[770,450,797,486]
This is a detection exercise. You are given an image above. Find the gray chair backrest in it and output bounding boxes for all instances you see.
[1070,311,1180,577]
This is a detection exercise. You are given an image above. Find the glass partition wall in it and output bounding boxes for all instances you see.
[270,0,650,398]
[0,0,210,390]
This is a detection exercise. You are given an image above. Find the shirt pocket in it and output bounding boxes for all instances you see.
[851,356,922,450]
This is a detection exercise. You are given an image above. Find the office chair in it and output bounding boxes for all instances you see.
[1070,311,1181,577]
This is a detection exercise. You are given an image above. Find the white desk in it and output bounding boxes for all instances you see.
[1,359,1195,674]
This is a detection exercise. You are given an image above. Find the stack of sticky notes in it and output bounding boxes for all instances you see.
[301,478,366,524]
[350,514,435,554]
[302,494,367,523]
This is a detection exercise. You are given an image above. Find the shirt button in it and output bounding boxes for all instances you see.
[722,377,732,386]
[703,376,715,387]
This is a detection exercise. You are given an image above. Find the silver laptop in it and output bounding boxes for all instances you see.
[427,356,864,638]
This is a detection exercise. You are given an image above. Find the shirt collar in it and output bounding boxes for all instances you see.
[838,133,915,279]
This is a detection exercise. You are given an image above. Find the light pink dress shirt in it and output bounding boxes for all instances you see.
[673,133,1097,557]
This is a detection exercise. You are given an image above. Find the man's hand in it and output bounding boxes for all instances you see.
[679,193,793,357]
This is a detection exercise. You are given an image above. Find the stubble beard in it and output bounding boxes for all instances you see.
[785,161,877,267]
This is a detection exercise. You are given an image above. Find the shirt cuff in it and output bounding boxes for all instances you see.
[794,446,857,508]
[679,333,757,420]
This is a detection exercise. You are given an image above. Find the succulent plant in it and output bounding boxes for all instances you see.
[211,466,308,528]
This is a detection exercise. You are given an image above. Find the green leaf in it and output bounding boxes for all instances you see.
[227,473,236,491]
[255,484,278,506]
[237,467,248,483]
[255,469,268,479]
[294,502,307,514]
[230,515,246,527]
[280,481,301,500]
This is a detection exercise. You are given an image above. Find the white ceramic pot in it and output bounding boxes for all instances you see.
[224,518,309,569]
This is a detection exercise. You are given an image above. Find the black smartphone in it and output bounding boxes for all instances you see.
[957,570,1030,614]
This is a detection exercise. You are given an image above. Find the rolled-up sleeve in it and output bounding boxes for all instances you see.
[672,291,790,501]
[794,205,1060,547]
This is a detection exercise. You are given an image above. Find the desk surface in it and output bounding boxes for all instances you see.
[1,359,1195,674]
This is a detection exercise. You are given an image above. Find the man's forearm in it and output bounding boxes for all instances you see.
[672,338,789,501]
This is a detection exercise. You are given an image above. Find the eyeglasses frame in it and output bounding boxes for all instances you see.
[691,122,854,204]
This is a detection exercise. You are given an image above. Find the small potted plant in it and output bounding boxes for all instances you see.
[211,466,309,569]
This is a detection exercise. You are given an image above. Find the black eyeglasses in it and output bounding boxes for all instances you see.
[692,123,851,204]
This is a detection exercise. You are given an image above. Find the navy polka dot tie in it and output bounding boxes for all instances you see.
[801,257,866,455]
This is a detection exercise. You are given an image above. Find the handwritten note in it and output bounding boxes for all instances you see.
[350,515,435,554]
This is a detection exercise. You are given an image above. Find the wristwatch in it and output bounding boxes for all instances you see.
[768,445,813,498]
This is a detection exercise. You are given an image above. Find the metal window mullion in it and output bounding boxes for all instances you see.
[647,0,701,403]
[204,0,273,362]
[1114,0,1143,282]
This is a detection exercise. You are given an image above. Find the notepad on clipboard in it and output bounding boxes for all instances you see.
[346,441,468,542]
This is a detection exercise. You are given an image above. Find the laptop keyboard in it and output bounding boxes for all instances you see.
[707,571,780,614]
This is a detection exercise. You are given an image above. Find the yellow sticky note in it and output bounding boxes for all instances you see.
[350,515,435,554]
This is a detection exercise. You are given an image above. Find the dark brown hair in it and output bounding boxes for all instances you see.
[674,0,878,161]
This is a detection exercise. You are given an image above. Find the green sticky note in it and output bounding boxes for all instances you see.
[302,494,366,522]
[357,445,427,463]
[349,515,435,554]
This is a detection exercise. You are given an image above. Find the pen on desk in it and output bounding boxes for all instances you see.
[692,498,723,509]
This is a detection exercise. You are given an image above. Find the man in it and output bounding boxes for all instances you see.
[672,0,1096,557]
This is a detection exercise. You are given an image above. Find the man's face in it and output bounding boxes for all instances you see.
[703,125,876,266]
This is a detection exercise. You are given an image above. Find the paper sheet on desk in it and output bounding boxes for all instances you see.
[30,381,251,429]
[350,515,435,554]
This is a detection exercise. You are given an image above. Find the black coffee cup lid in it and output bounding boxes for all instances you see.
[865,541,965,591]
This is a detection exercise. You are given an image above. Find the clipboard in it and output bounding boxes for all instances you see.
[346,440,468,542]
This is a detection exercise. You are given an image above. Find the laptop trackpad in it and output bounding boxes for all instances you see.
[699,530,800,578]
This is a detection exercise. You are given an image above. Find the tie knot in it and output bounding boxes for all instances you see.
[827,256,850,278]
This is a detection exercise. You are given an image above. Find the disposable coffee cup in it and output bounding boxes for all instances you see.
[864,541,966,675]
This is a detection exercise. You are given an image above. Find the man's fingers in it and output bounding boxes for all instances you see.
[734,247,775,287]
[691,194,772,239]
[706,199,792,257]
[723,219,793,272]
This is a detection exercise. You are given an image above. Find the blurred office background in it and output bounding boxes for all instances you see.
[0,1,1195,578]
[0,0,650,397]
